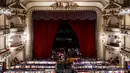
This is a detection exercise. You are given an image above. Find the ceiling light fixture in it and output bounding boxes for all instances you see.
[0,7,11,15]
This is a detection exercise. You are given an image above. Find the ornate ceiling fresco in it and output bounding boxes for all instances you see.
[0,0,124,5]
[0,0,129,8]
[5,0,124,5]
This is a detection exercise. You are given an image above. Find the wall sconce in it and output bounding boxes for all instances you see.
[119,8,130,15]
[23,32,28,43]
[23,35,27,43]
[100,34,106,43]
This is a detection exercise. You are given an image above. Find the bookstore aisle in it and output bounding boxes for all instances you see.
[3,58,129,73]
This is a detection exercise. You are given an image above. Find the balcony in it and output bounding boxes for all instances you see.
[121,25,130,35]
[0,49,11,62]
[10,44,24,54]
[107,42,120,47]
[105,44,120,54]
[10,24,25,28]
[106,24,120,28]
[0,25,10,35]
[121,47,130,53]
[104,24,120,32]
[0,25,10,30]
[10,24,26,33]
[120,48,130,57]
[121,25,130,30]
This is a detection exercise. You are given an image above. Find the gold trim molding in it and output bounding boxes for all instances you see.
[26,6,102,59]
[51,2,79,9]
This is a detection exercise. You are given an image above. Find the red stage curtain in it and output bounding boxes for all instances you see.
[34,20,60,59]
[68,20,96,58]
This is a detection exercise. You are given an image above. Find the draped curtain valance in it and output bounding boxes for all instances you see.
[32,11,97,20]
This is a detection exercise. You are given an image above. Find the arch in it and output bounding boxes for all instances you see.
[107,16,119,25]
[26,6,103,59]
[10,16,22,24]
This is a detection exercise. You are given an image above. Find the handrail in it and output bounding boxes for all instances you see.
[0,25,10,30]
[121,25,130,30]
[121,47,130,53]
[0,49,9,55]
[106,24,119,28]
[10,24,25,28]
[0,25,5,30]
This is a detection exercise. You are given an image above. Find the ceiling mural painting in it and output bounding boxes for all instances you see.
[4,0,129,7]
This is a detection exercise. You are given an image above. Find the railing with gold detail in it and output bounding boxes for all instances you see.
[121,47,130,53]
[121,25,130,30]
[0,25,10,30]
[106,24,120,28]
[104,24,120,32]
[10,24,25,28]
[0,49,11,62]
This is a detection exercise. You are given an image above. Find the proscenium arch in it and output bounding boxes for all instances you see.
[26,6,103,60]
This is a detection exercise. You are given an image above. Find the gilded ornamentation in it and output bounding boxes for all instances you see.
[51,2,79,9]
[118,15,123,19]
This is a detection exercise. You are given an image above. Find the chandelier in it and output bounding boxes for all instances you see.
[51,1,79,9]
[0,7,11,15]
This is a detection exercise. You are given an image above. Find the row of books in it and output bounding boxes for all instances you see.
[10,65,56,69]
[76,70,127,73]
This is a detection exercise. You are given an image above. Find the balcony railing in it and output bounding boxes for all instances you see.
[0,49,11,62]
[104,24,120,32]
[10,44,24,54]
[0,25,10,30]
[106,24,120,28]
[0,49,8,54]
[0,25,4,30]
[5,25,10,29]
[10,42,23,47]
[121,25,130,30]
[121,47,130,53]
[105,45,115,51]
[10,24,25,28]
[107,42,120,47]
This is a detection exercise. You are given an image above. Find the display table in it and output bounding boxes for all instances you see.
[72,59,127,73]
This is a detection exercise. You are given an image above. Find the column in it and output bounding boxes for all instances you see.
[5,57,10,69]
[120,54,125,68]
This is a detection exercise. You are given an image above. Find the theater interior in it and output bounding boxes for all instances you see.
[0,0,130,73]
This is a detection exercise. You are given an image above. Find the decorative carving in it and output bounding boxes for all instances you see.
[103,16,108,20]
[32,11,97,20]
[105,45,115,51]
[120,50,130,57]
[51,2,79,9]
[104,0,121,10]
[118,15,123,19]
[9,0,27,16]
[9,0,26,10]
[0,49,11,62]
[105,45,120,54]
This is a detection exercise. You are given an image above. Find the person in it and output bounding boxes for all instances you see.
[115,56,119,65]
[108,57,113,63]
